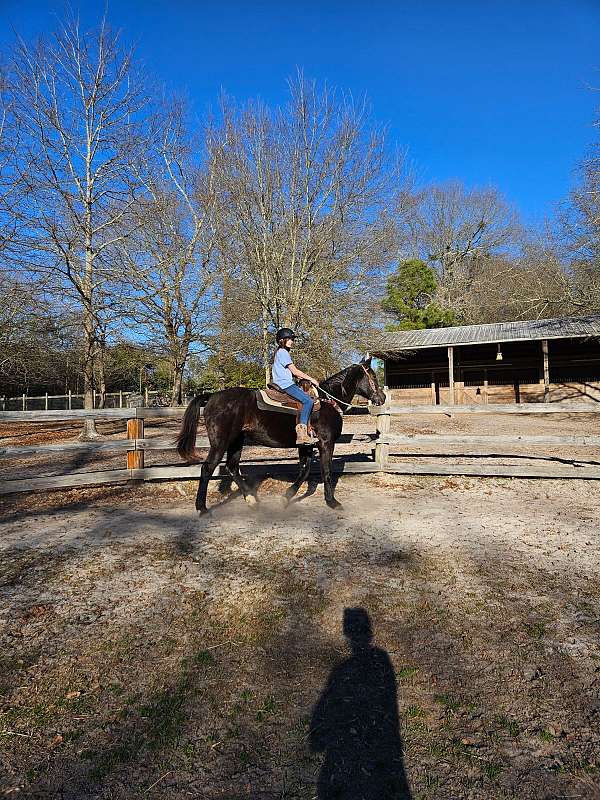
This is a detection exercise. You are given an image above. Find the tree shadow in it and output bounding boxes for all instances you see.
[310,608,412,800]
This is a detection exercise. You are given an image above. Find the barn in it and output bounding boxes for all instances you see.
[371,314,600,405]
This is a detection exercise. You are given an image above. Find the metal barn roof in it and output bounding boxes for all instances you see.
[371,314,600,355]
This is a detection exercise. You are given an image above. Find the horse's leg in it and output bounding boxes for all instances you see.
[195,443,227,515]
[318,440,342,510]
[225,434,256,506]
[285,445,314,503]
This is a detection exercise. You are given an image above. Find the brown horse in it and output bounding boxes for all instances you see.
[176,356,386,514]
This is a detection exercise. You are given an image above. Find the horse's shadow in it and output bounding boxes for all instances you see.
[310,608,412,799]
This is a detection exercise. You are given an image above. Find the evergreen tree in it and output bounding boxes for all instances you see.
[382,259,458,330]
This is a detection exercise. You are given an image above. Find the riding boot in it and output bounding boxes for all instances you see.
[295,423,318,445]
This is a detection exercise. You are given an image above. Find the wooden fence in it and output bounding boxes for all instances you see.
[1,401,600,495]
[0,407,377,495]
[370,402,600,480]
[0,390,189,411]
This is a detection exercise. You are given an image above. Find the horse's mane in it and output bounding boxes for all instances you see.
[320,364,361,398]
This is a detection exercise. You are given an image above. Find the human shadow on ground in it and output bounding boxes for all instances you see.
[310,608,412,800]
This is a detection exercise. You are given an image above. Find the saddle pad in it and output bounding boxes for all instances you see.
[256,389,299,416]
[268,383,321,413]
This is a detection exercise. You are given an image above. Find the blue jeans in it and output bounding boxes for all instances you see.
[283,383,314,426]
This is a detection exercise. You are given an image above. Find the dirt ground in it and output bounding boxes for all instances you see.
[1,467,599,800]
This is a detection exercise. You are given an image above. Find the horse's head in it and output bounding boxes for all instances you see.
[354,356,386,406]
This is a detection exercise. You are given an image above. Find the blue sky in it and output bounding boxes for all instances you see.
[1,1,599,225]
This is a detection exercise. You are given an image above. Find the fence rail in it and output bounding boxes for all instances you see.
[0,406,374,495]
[0,391,191,411]
[369,400,600,480]
[1,401,600,495]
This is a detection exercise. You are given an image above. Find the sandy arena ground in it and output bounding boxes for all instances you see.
[0,466,599,799]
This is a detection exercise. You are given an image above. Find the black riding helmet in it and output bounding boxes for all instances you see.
[275,327,296,345]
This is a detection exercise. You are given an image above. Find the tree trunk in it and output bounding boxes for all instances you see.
[96,338,107,409]
[171,364,184,406]
[79,301,99,439]
[170,335,191,406]
[262,303,270,387]
[79,238,99,440]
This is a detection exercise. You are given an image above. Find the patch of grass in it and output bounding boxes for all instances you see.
[404,705,425,718]
[539,729,555,742]
[496,715,521,737]
[429,740,452,759]
[256,695,277,722]
[484,762,503,781]
[194,650,215,667]
[526,621,546,639]
[88,676,193,780]
[0,701,55,731]
[397,666,419,680]
[433,693,460,712]
[139,682,189,751]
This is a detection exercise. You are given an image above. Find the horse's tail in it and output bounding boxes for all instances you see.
[176,395,205,462]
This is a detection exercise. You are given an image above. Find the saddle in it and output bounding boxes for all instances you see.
[255,382,321,420]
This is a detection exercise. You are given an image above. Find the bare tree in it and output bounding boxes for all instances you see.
[400,181,522,295]
[559,112,600,314]
[9,16,152,436]
[445,247,572,324]
[0,65,23,261]
[117,103,218,405]
[207,75,399,382]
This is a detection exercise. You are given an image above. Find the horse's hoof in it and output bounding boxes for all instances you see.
[280,495,290,508]
[327,499,343,510]
[244,494,258,507]
[197,507,209,517]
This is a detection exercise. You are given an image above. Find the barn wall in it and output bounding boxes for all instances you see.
[388,382,600,405]
[383,336,600,405]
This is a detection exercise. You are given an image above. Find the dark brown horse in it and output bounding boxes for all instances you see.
[176,356,386,514]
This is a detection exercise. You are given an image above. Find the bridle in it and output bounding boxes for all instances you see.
[316,364,380,413]
[361,364,379,396]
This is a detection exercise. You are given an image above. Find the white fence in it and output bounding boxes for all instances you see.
[0,390,192,411]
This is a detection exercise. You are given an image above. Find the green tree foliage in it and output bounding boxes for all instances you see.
[382,259,457,330]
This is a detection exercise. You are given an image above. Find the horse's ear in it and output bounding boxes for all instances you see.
[361,353,372,367]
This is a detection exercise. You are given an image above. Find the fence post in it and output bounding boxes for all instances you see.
[45,393,48,411]
[22,393,26,412]
[119,390,123,409]
[144,387,149,407]
[374,386,391,469]
[68,390,72,410]
[127,413,145,472]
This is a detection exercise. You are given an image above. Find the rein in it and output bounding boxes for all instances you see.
[316,364,374,412]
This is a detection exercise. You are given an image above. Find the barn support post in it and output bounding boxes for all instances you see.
[374,387,391,469]
[448,346,455,405]
[127,416,144,470]
[542,339,550,403]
